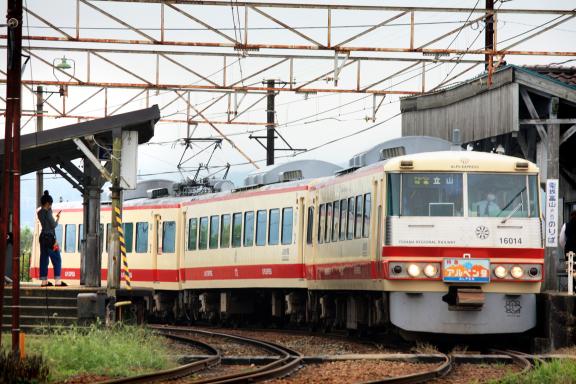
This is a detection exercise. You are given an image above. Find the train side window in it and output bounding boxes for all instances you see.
[78,224,84,253]
[269,209,280,245]
[209,215,219,249]
[163,221,176,253]
[55,224,63,246]
[363,193,371,238]
[232,213,242,247]
[106,223,111,253]
[325,203,332,243]
[188,218,198,251]
[243,211,255,247]
[98,224,104,252]
[199,217,209,249]
[65,224,76,253]
[256,210,267,246]
[347,197,355,240]
[339,199,347,240]
[306,207,314,245]
[282,207,293,245]
[332,201,340,242]
[135,222,148,253]
[318,204,326,244]
[355,195,363,239]
[221,214,231,248]
[123,222,134,253]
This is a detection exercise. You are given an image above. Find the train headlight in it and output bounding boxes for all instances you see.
[407,264,421,277]
[494,265,508,279]
[423,264,437,278]
[510,266,524,279]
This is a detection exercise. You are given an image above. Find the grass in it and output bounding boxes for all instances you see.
[2,324,176,382]
[492,359,576,384]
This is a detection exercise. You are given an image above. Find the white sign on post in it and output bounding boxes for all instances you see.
[120,130,138,190]
[545,179,559,248]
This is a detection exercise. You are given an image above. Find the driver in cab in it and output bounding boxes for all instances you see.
[473,192,501,217]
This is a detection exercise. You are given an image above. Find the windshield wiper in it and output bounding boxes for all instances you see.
[501,202,523,224]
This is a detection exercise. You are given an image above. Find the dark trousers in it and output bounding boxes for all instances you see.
[39,245,61,280]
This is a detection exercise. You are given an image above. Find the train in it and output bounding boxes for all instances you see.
[30,136,544,334]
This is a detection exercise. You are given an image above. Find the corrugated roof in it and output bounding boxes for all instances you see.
[523,65,576,88]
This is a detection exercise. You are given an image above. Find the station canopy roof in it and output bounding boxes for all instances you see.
[0,105,160,175]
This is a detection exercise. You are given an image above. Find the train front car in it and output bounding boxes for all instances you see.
[383,151,543,335]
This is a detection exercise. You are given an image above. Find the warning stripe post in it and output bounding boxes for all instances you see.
[114,206,132,289]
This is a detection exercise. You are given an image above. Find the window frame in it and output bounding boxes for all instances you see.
[64,224,77,253]
[332,201,340,242]
[198,217,209,250]
[355,195,363,239]
[268,208,280,246]
[232,212,242,248]
[187,218,198,251]
[162,221,177,253]
[347,197,355,240]
[220,214,231,248]
[318,204,326,244]
[135,222,149,253]
[306,206,314,245]
[243,211,255,247]
[363,193,371,238]
[281,207,293,245]
[256,209,267,246]
[209,215,219,249]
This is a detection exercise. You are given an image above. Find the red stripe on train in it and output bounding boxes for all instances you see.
[382,246,544,259]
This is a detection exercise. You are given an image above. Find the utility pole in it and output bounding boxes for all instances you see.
[544,97,560,291]
[0,0,23,352]
[485,0,494,70]
[36,86,43,207]
[266,79,276,166]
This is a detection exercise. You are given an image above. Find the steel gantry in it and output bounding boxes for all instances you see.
[1,0,575,166]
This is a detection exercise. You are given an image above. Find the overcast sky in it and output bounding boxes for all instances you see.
[0,0,574,227]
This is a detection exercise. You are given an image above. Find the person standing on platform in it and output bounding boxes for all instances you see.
[38,190,67,287]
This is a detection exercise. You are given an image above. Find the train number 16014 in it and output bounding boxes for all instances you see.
[499,237,522,245]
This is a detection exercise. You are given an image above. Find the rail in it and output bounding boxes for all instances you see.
[149,325,303,383]
[361,353,452,384]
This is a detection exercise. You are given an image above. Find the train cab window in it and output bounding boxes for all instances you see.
[282,207,294,245]
[325,203,332,243]
[468,174,538,218]
[135,222,148,253]
[318,204,326,244]
[306,207,314,245]
[123,223,134,253]
[528,175,539,218]
[78,224,84,253]
[163,221,176,253]
[339,199,347,240]
[332,201,340,242]
[232,213,242,248]
[269,209,280,245]
[355,195,363,239]
[221,214,231,248]
[209,216,219,249]
[363,193,371,238]
[188,218,198,251]
[402,173,463,217]
[65,224,76,253]
[347,197,355,240]
[199,217,209,249]
[256,210,267,246]
[387,174,400,216]
[243,211,255,247]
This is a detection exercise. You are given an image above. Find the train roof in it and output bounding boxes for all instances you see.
[383,150,539,172]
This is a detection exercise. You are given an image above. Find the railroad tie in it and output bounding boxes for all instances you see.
[115,206,132,289]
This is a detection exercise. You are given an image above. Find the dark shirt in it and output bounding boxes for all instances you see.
[38,208,57,236]
[565,219,576,254]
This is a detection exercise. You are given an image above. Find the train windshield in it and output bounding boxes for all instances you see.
[389,173,464,217]
[387,173,539,218]
[468,174,539,218]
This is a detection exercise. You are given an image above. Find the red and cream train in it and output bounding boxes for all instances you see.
[31,137,544,334]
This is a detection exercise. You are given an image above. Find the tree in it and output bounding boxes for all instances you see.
[20,226,33,281]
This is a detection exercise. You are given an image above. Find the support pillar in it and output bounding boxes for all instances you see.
[83,142,102,287]
[107,131,122,291]
[266,79,276,166]
[36,85,43,208]
[544,97,560,291]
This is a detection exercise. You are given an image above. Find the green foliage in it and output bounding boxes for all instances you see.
[20,226,33,281]
[493,359,576,384]
[0,349,49,384]
[4,324,174,382]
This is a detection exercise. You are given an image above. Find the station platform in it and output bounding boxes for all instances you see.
[535,291,576,353]
[2,284,106,332]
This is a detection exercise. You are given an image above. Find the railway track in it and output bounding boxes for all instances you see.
[150,325,303,384]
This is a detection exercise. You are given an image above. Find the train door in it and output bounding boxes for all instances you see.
[152,213,161,282]
[374,179,383,277]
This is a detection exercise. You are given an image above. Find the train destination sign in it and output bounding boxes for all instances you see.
[442,258,490,283]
